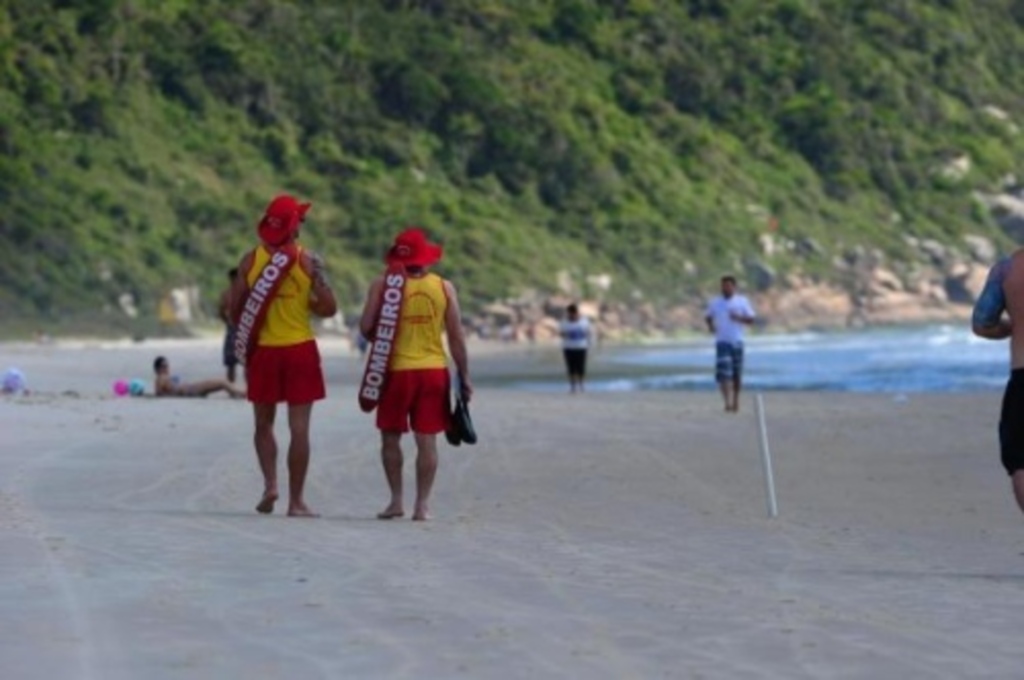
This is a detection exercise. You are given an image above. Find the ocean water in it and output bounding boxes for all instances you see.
[511,324,1013,394]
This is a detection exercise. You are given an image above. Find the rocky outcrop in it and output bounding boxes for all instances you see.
[757,281,855,330]
[467,233,1002,341]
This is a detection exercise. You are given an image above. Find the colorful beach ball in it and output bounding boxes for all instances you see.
[2,367,26,394]
[112,379,130,396]
[128,379,146,397]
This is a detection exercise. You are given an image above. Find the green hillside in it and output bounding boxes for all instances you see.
[2,0,1023,335]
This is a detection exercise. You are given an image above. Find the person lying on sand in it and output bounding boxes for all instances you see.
[152,355,246,399]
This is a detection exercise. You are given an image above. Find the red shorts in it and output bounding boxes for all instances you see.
[376,368,450,434]
[246,340,326,404]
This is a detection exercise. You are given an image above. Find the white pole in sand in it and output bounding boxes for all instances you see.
[755,392,779,519]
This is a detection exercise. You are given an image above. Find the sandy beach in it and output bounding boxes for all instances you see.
[1,337,1021,679]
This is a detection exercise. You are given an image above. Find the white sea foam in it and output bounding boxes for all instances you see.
[539,324,1010,394]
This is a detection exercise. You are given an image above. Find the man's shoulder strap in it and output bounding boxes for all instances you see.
[358,265,408,413]
[233,244,299,366]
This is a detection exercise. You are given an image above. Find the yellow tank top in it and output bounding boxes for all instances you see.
[246,245,315,347]
[391,273,448,371]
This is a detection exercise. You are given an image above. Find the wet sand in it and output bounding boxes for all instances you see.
[1,338,1021,679]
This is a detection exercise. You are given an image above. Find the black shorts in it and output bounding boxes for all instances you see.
[563,348,587,377]
[1000,369,1024,475]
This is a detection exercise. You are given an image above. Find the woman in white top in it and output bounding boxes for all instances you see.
[560,303,592,393]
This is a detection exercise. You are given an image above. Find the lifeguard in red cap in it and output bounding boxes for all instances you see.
[358,227,472,521]
[229,194,338,517]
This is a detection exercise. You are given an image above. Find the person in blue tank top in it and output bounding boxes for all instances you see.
[972,250,1024,515]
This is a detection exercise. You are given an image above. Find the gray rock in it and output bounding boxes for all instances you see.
[980,192,1024,241]
[944,273,975,305]
[963,234,997,263]
[795,236,824,257]
[481,302,517,324]
[745,260,776,292]
[918,238,948,266]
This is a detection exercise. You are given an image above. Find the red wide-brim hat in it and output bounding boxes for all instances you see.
[385,227,443,267]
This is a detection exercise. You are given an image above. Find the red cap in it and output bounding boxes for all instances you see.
[258,194,311,246]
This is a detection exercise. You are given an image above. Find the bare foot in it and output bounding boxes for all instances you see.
[412,505,430,521]
[377,504,404,520]
[287,502,319,518]
[255,490,278,514]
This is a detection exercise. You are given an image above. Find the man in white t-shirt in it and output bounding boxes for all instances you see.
[560,303,592,394]
[704,275,756,412]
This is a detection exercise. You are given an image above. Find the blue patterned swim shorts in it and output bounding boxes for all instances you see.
[715,342,744,382]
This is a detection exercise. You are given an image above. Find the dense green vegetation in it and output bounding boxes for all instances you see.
[2,0,1023,334]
